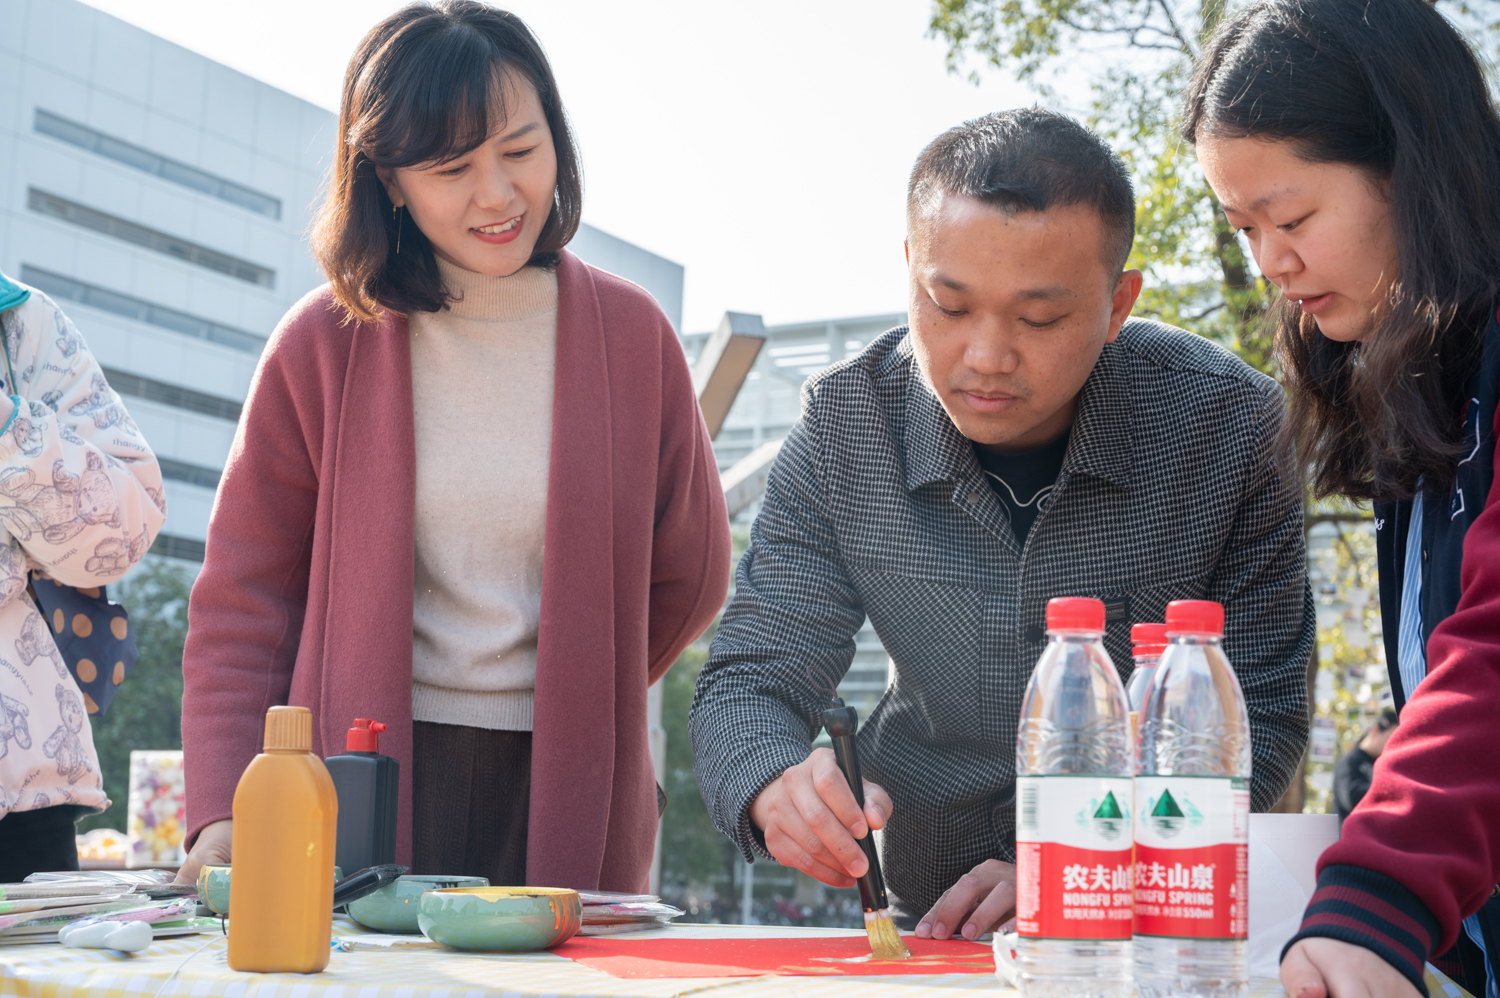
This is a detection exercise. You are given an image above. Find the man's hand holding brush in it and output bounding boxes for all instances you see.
[752,748,1018,945]
[750,747,892,886]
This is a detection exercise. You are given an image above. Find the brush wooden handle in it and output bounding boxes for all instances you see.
[822,704,890,913]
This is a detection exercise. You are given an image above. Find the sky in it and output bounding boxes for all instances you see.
[79,0,1041,333]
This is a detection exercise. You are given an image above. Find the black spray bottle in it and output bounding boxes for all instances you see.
[324,718,399,875]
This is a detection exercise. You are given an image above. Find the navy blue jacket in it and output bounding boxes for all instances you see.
[1289,312,1500,996]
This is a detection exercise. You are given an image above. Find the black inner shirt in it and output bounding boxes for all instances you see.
[973,429,1071,545]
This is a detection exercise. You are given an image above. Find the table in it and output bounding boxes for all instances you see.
[1,921,1290,998]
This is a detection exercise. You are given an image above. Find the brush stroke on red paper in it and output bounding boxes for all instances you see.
[552,935,994,978]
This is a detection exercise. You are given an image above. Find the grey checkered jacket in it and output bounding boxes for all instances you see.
[690,319,1314,920]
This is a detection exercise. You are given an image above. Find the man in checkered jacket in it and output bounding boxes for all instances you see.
[690,109,1313,939]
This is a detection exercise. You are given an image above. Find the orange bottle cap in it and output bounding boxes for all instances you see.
[264,706,312,752]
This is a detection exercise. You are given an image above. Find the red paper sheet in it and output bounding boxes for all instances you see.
[553,934,994,978]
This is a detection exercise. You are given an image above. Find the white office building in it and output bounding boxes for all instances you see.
[0,0,684,567]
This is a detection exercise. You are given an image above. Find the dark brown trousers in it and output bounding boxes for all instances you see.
[411,721,531,886]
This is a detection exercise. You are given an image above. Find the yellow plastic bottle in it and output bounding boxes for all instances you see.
[228,706,338,973]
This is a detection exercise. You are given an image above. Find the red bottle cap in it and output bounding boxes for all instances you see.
[346,718,387,753]
[1164,600,1225,637]
[1131,622,1168,656]
[1046,597,1105,632]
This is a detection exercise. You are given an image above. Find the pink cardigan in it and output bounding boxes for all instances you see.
[181,252,730,891]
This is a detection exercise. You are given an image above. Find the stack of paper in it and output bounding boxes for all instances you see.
[0,872,214,945]
[578,891,685,936]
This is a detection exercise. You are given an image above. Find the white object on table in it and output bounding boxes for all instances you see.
[1247,813,1340,978]
[57,918,153,952]
[993,931,1020,986]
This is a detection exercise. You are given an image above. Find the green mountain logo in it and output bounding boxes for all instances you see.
[1149,789,1186,838]
[1091,791,1126,841]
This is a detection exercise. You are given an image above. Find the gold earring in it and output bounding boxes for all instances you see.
[395,205,403,255]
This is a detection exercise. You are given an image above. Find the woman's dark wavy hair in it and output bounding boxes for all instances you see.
[1182,0,1500,502]
[312,1,581,323]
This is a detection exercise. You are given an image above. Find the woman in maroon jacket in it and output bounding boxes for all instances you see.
[177,1,729,892]
[1184,2,1500,996]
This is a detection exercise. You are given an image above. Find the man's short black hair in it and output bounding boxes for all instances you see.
[907,108,1136,273]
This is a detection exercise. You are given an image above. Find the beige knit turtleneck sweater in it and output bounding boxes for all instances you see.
[408,256,558,731]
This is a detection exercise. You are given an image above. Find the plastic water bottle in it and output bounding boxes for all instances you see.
[1127,622,1168,745]
[1126,622,1168,713]
[1134,600,1251,998]
[1014,597,1133,998]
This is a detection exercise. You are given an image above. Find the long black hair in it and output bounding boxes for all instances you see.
[312,1,582,322]
[1182,0,1500,502]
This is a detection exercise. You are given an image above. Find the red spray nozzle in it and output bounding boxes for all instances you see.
[346,718,387,753]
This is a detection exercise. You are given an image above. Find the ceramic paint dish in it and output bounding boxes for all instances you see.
[198,864,342,916]
[418,886,581,952]
[348,875,488,933]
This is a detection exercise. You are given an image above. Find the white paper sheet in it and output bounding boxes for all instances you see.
[1247,813,1341,978]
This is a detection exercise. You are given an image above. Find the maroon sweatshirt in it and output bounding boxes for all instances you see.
[1290,355,1500,993]
[180,251,731,892]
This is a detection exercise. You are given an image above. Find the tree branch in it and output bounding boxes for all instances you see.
[1125,37,1191,51]
[1153,0,1197,58]
[1332,522,1376,591]
[1185,301,1228,321]
[1128,24,1187,44]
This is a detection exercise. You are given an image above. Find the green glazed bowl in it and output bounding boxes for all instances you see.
[418,886,581,952]
[197,865,232,916]
[348,875,488,933]
[198,864,341,916]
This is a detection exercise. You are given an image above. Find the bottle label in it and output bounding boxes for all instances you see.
[1132,775,1249,940]
[1014,775,1134,940]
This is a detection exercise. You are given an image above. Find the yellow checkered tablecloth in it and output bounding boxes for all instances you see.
[1,922,1290,998]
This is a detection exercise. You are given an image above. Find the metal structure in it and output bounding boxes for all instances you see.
[686,310,909,723]
[686,311,907,472]
[683,309,911,916]
[647,310,768,894]
[694,311,769,439]
[721,440,783,520]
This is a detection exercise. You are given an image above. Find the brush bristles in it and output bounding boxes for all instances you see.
[863,908,911,960]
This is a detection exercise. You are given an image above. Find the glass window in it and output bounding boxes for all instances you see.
[34,108,283,220]
[157,159,218,196]
[95,134,159,174]
[19,265,266,355]
[217,183,280,219]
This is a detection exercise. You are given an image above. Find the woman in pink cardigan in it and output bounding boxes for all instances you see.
[177,1,730,891]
